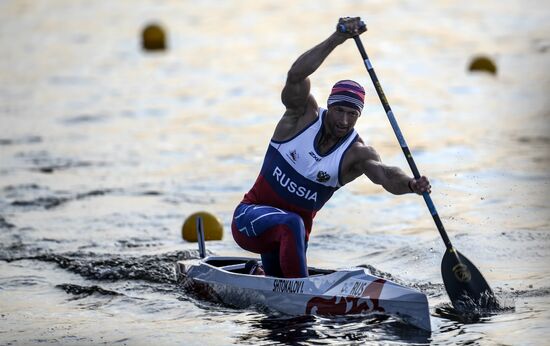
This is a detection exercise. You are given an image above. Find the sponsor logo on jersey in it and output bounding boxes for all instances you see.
[308,151,322,162]
[286,149,299,163]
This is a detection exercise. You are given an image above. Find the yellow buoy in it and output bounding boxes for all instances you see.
[468,55,497,75]
[182,211,223,242]
[142,23,167,51]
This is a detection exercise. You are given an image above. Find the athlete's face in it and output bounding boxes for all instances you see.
[326,105,360,138]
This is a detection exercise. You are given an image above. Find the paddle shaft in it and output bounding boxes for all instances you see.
[352,36,454,251]
[196,216,206,258]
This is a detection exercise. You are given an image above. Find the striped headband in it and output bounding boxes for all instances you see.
[327,80,365,113]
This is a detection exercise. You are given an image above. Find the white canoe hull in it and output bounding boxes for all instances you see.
[176,256,431,331]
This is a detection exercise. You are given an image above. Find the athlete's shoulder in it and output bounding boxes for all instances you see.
[347,136,381,162]
[339,135,381,185]
[273,100,319,141]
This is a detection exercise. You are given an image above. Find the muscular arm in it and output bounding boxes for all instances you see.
[281,32,346,114]
[342,142,431,195]
[360,148,413,195]
[281,17,366,116]
[274,18,366,141]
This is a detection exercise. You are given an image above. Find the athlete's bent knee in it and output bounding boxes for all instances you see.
[284,214,305,239]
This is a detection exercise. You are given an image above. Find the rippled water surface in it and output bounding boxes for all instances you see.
[1,1,549,345]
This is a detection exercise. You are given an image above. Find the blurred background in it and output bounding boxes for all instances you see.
[1,0,549,345]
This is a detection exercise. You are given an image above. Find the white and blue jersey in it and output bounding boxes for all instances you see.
[240,108,358,240]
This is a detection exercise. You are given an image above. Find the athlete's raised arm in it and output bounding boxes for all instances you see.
[274,18,366,141]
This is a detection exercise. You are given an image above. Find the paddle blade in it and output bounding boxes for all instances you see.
[441,249,498,311]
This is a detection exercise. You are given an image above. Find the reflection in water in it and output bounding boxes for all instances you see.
[237,314,431,345]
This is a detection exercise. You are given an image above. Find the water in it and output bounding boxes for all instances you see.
[1,0,549,344]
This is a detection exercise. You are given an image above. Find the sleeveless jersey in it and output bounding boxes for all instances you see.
[241,108,358,240]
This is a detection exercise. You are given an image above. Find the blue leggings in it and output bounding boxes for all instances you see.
[231,203,308,278]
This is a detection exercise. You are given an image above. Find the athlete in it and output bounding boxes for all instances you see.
[231,17,431,278]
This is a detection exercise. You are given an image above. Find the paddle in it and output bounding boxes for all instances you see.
[346,26,498,310]
[196,216,206,258]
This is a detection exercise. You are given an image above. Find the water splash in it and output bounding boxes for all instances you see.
[435,288,517,324]
[4,249,201,284]
[57,283,123,298]
[358,263,445,298]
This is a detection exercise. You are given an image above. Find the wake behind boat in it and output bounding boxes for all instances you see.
[176,256,431,331]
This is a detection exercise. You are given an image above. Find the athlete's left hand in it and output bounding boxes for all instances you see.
[409,176,431,195]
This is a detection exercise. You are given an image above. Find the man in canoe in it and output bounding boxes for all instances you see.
[232,17,431,278]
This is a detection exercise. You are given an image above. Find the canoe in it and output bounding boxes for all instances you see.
[175,256,431,331]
